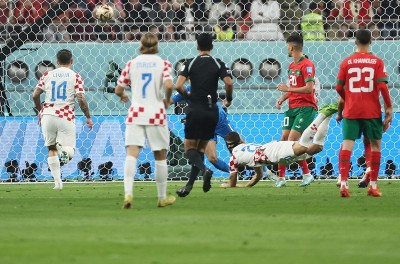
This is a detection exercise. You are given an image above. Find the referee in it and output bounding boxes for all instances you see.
[175,33,233,197]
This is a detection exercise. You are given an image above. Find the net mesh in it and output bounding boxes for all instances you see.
[0,0,399,182]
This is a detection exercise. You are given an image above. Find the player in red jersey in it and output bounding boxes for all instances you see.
[276,34,318,187]
[336,29,392,198]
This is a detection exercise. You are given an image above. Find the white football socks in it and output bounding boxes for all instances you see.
[341,181,349,189]
[155,160,168,201]
[124,156,137,197]
[313,116,332,146]
[299,114,332,148]
[370,181,377,189]
[48,156,62,189]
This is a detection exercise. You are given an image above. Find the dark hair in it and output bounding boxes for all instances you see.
[197,33,213,51]
[286,34,303,50]
[356,29,372,45]
[225,132,241,143]
[56,49,73,65]
[309,2,318,10]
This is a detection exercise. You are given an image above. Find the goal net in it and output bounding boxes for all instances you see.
[0,0,399,182]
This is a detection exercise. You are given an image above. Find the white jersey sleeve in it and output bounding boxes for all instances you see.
[117,55,172,126]
[37,67,84,121]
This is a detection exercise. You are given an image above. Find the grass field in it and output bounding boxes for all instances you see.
[1,180,400,264]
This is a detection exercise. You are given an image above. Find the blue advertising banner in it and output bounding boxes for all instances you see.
[1,114,399,180]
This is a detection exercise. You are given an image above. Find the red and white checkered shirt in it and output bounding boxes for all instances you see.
[37,67,84,121]
[229,143,263,173]
[117,54,172,125]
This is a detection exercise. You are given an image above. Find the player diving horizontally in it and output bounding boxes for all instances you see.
[221,103,338,188]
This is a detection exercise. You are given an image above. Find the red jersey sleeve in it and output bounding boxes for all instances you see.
[229,154,238,173]
[301,61,315,83]
[117,61,132,88]
[75,73,85,94]
[162,60,173,81]
[375,59,388,84]
[336,60,347,86]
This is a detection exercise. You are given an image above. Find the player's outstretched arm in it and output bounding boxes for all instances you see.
[32,87,44,113]
[223,76,233,107]
[220,172,239,188]
[76,93,93,129]
[245,166,263,187]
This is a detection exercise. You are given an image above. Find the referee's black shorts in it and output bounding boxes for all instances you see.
[184,104,219,140]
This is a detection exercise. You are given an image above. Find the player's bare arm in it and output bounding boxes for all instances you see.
[32,87,44,113]
[336,96,344,123]
[115,85,129,103]
[163,79,174,108]
[379,82,393,132]
[244,166,263,187]
[276,92,289,109]
[277,81,314,94]
[223,76,233,107]
[175,75,189,99]
[76,93,93,129]
[230,171,238,187]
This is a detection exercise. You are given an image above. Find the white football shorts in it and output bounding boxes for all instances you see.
[41,115,76,147]
[125,124,169,151]
[261,141,295,163]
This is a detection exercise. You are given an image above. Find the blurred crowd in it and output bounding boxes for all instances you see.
[0,0,399,42]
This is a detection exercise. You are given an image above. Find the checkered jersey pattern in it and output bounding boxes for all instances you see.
[126,106,145,124]
[54,105,75,121]
[253,147,269,164]
[75,73,85,93]
[149,108,166,126]
[117,61,132,88]
[229,154,239,173]
[162,60,172,81]
[39,103,54,117]
[36,72,48,90]
[40,104,75,121]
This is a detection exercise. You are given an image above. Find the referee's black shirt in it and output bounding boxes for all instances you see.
[179,55,231,105]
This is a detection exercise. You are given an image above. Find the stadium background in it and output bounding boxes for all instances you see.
[0,0,399,180]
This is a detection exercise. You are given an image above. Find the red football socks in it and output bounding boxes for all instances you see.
[339,149,352,181]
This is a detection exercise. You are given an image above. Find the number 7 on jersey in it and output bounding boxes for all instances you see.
[142,73,152,98]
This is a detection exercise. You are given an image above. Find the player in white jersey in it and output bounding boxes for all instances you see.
[115,33,175,209]
[32,49,93,190]
[221,103,339,188]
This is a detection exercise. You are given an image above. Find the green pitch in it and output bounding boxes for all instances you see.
[1,181,400,264]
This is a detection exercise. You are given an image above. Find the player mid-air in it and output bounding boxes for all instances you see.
[221,103,338,188]
[32,49,93,190]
